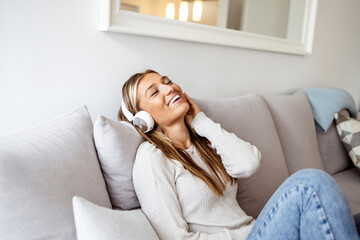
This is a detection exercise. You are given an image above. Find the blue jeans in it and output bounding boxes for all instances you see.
[246,169,359,240]
[355,213,360,235]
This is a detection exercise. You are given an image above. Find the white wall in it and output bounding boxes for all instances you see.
[0,0,359,135]
[242,0,290,39]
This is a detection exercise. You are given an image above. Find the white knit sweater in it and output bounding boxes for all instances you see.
[132,112,262,240]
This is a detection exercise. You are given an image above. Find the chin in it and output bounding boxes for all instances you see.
[169,102,189,121]
[159,101,189,124]
[174,104,188,116]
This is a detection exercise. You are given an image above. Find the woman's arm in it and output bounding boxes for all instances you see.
[191,112,261,178]
[133,142,231,240]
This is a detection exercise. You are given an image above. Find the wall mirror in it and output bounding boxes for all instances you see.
[100,0,318,55]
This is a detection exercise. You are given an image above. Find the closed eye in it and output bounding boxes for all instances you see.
[151,90,158,97]
[151,80,172,97]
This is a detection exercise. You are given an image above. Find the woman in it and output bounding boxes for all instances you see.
[118,69,359,240]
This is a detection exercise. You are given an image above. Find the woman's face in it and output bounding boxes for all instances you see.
[137,73,190,129]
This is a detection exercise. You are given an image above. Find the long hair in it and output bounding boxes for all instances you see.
[118,69,236,196]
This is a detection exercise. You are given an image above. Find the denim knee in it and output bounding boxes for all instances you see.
[292,168,329,179]
[288,168,336,192]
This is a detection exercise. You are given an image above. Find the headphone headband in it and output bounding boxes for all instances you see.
[121,99,134,122]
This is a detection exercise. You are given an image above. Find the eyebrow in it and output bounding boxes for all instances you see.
[145,76,169,97]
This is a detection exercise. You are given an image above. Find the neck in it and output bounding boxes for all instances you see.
[162,119,191,150]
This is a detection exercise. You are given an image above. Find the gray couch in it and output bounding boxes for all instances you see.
[0,92,359,239]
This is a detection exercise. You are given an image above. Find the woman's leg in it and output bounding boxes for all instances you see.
[246,168,359,240]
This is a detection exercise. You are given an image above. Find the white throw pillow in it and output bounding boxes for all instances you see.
[93,115,144,210]
[72,196,159,240]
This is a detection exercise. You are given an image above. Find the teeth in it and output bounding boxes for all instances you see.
[169,95,180,105]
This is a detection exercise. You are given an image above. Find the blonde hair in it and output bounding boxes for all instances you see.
[118,69,236,196]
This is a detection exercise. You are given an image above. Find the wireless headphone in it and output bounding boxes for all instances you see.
[121,99,154,133]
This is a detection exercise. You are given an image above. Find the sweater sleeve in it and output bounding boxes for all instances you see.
[132,142,231,240]
[191,112,261,178]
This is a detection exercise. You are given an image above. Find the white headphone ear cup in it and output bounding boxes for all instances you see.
[133,111,154,133]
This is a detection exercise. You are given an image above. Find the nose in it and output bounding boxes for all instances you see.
[164,83,174,95]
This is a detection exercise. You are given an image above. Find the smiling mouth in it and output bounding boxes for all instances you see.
[168,94,182,106]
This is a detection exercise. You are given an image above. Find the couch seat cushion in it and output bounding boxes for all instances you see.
[194,92,288,218]
[333,167,360,206]
[349,202,360,215]
[0,106,111,240]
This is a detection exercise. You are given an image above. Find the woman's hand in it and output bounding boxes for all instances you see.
[184,92,202,127]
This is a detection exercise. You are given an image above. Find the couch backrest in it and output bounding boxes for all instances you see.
[316,108,353,175]
[0,106,111,240]
[194,92,289,218]
[263,92,325,175]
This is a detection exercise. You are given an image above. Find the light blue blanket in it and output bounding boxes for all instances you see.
[295,87,358,134]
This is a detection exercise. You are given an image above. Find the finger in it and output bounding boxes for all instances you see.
[185,93,199,109]
[183,92,190,102]
[184,92,193,104]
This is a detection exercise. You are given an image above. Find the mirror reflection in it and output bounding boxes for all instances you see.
[121,0,306,42]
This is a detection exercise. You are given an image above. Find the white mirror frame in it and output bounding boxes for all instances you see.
[99,0,318,56]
